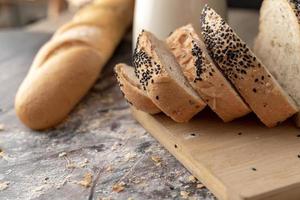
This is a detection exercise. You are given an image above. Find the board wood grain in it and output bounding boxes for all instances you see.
[132,108,300,200]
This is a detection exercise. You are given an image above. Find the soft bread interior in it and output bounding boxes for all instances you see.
[146,32,201,100]
[120,64,145,91]
[255,0,300,110]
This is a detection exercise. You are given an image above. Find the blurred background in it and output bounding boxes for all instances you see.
[0,0,262,28]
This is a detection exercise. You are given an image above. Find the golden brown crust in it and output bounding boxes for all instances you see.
[115,64,160,114]
[133,31,206,122]
[167,24,251,122]
[15,47,102,130]
[201,5,298,127]
[15,0,134,130]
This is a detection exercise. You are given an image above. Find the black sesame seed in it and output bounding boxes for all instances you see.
[156,96,159,100]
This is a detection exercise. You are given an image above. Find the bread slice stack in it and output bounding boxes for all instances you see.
[167,24,250,122]
[115,5,299,128]
[201,5,298,127]
[131,31,207,123]
[254,0,300,126]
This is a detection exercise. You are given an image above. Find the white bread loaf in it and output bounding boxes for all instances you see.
[15,0,134,130]
[115,63,160,114]
[167,24,251,122]
[201,5,298,127]
[133,31,206,122]
[254,0,300,127]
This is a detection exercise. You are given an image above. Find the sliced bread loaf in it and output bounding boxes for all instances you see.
[201,5,298,127]
[133,30,206,122]
[114,63,160,114]
[254,0,300,127]
[167,24,251,122]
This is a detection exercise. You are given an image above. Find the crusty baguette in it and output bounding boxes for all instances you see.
[254,0,300,127]
[167,24,251,122]
[114,63,160,114]
[201,5,298,127]
[133,31,206,122]
[15,0,134,130]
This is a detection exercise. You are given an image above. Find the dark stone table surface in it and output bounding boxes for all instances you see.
[0,30,216,200]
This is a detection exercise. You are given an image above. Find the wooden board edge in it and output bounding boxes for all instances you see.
[131,108,233,200]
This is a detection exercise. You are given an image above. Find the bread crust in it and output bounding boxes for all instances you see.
[133,31,206,123]
[255,0,300,127]
[167,24,251,122]
[15,47,102,130]
[115,63,160,114]
[15,0,134,130]
[201,5,298,127]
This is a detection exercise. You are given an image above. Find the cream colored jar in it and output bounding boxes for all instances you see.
[133,0,227,49]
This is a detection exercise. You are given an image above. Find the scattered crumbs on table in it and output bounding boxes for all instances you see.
[180,191,190,199]
[0,124,5,131]
[79,158,89,168]
[0,181,10,191]
[77,173,93,188]
[106,165,113,172]
[58,152,67,158]
[111,142,119,151]
[151,155,162,166]
[124,152,137,161]
[66,162,77,169]
[112,181,125,193]
[187,175,197,183]
[55,175,72,190]
[197,183,205,189]
[0,149,8,160]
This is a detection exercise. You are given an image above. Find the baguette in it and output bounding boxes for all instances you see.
[167,24,251,122]
[133,31,206,122]
[201,5,298,127]
[254,0,300,127]
[15,0,134,130]
[115,63,160,114]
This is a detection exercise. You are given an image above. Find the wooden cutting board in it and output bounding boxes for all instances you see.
[132,108,300,200]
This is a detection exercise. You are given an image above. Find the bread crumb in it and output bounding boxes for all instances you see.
[78,173,93,188]
[187,175,197,183]
[197,183,205,189]
[58,152,67,157]
[0,124,5,131]
[112,181,125,193]
[124,152,136,161]
[0,149,7,160]
[106,165,113,172]
[79,158,89,168]
[127,198,134,200]
[66,163,77,169]
[180,191,189,199]
[0,181,9,191]
[151,155,162,166]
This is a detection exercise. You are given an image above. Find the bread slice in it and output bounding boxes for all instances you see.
[133,30,206,122]
[114,63,160,114]
[201,5,298,127]
[254,0,300,126]
[167,24,251,122]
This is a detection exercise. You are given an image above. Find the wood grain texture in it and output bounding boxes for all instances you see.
[132,108,300,200]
